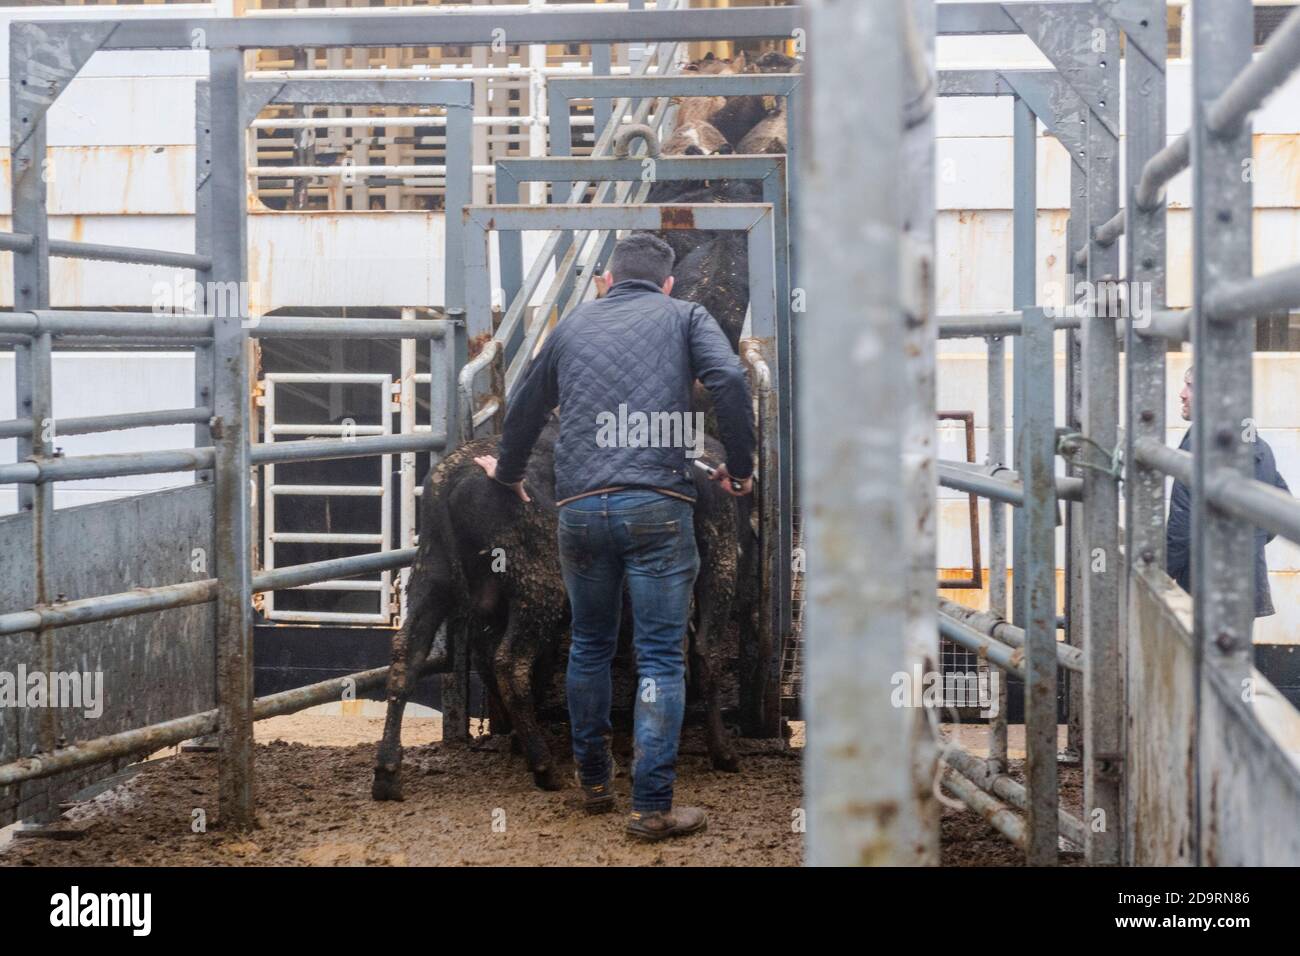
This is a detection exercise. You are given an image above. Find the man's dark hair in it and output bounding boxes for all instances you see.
[608,232,675,286]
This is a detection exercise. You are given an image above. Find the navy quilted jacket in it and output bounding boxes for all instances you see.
[494,279,755,503]
[1166,428,1292,617]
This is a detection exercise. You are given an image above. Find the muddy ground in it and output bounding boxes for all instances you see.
[0,718,1081,867]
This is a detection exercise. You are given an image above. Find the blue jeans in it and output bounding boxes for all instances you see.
[558,489,699,812]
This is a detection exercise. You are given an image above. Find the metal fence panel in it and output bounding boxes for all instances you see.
[0,483,216,827]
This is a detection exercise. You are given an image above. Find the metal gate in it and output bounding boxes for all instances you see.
[261,371,396,625]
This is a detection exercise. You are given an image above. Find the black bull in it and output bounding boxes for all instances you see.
[372,178,762,800]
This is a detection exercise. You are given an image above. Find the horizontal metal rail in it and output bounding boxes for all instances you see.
[938,610,1026,680]
[249,316,448,340]
[267,484,382,497]
[0,311,214,339]
[254,548,415,591]
[1208,462,1300,548]
[938,596,1082,673]
[1076,6,1300,269]
[942,766,1026,849]
[0,665,396,788]
[1092,208,1125,249]
[69,7,802,51]
[0,580,217,638]
[1126,309,1191,342]
[1135,133,1191,211]
[46,238,212,272]
[1133,436,1192,483]
[0,447,216,485]
[250,432,448,466]
[1134,437,1300,548]
[937,460,1083,505]
[0,548,419,638]
[936,312,1079,338]
[942,746,1086,848]
[0,406,212,440]
[1203,262,1300,321]
[1205,4,1300,137]
[468,201,773,232]
[1078,134,1192,267]
[0,336,213,351]
[0,231,35,252]
[0,433,450,483]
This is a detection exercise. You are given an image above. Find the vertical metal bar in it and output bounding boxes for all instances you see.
[194,81,215,487]
[986,333,1009,770]
[400,311,417,622]
[444,101,473,315]
[31,333,55,758]
[462,214,495,417]
[436,308,468,744]
[1065,166,1087,764]
[10,73,50,518]
[470,30,489,207]
[1081,23,1124,866]
[497,165,525,322]
[544,84,577,289]
[262,381,277,621]
[591,43,612,140]
[527,0,549,205]
[547,83,573,199]
[1189,0,1256,864]
[11,72,54,760]
[211,49,255,831]
[1122,4,1168,866]
[436,311,467,456]
[1012,92,1054,864]
[627,0,646,74]
[1011,97,1035,640]
[900,0,939,864]
[1022,306,1059,865]
[801,0,915,866]
[379,375,394,624]
[747,209,784,737]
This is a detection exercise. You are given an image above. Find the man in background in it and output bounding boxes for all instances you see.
[1166,364,1292,635]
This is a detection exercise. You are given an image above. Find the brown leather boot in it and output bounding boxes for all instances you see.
[626,806,708,841]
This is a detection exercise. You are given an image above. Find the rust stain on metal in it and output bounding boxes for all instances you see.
[660,207,695,230]
[467,331,492,360]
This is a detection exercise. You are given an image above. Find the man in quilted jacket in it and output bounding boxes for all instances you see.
[474,232,755,840]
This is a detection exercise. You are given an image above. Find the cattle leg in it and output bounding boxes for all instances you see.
[692,563,741,772]
[472,640,514,740]
[372,586,450,801]
[493,608,564,791]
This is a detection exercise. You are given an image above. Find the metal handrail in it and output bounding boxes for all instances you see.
[461,6,685,414]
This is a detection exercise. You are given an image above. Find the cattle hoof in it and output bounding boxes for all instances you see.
[532,766,565,791]
[371,768,405,801]
[710,751,741,773]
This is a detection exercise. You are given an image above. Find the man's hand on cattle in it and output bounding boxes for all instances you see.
[711,463,753,497]
[474,455,531,503]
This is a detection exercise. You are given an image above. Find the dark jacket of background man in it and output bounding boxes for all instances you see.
[1166,428,1291,617]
